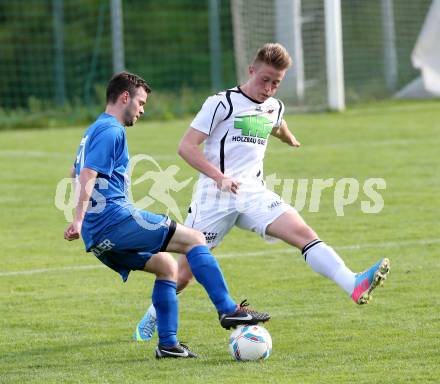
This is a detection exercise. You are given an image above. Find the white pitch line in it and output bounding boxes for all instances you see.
[0,264,105,277]
[0,150,70,158]
[218,238,440,258]
[1,238,439,277]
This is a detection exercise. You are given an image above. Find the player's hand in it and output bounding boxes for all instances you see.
[64,221,82,241]
[216,176,241,195]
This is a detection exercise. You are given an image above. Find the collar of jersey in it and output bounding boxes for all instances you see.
[101,112,125,129]
[237,86,264,104]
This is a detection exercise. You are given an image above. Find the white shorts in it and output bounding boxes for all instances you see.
[184,185,294,249]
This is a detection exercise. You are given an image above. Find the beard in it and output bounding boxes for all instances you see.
[122,105,136,126]
[124,117,134,127]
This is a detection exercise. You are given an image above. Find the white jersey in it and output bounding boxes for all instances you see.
[186,86,292,247]
[190,86,285,189]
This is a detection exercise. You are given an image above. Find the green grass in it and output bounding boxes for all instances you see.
[1,99,439,383]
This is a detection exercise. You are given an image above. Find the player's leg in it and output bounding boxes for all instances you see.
[237,187,389,305]
[142,252,197,358]
[266,209,390,304]
[133,252,175,342]
[93,211,197,357]
[174,245,219,294]
[177,253,194,293]
[142,251,177,279]
[135,205,226,342]
[174,199,225,294]
[165,223,271,329]
[140,252,178,347]
[266,210,356,292]
[165,223,237,314]
[135,253,193,342]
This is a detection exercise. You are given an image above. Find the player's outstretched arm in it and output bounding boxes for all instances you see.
[271,119,301,147]
[64,167,98,241]
[178,127,240,194]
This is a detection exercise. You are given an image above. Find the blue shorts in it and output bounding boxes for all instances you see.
[89,210,176,282]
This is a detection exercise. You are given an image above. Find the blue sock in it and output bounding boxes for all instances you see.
[186,245,237,314]
[152,279,178,347]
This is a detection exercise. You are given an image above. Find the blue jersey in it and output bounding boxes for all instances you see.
[74,113,134,250]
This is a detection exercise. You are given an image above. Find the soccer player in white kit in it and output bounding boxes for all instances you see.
[134,43,390,341]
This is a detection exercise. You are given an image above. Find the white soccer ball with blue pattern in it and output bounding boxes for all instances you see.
[228,325,272,361]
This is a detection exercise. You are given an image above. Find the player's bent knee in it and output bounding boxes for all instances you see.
[147,252,178,281]
[159,262,178,281]
[189,229,207,247]
[164,257,178,281]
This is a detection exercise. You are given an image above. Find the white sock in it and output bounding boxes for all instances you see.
[302,240,355,294]
[146,303,156,319]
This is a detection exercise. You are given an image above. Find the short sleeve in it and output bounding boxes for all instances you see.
[190,95,227,135]
[83,126,120,176]
[274,99,285,127]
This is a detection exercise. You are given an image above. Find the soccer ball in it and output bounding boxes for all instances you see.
[228,325,272,361]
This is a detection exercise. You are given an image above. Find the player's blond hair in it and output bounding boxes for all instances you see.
[252,43,292,70]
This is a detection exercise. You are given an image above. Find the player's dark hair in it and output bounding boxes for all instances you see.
[253,43,292,70]
[106,71,151,104]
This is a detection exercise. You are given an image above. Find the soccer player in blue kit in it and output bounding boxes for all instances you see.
[64,72,269,359]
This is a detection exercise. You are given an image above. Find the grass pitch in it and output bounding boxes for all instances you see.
[0,100,439,383]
